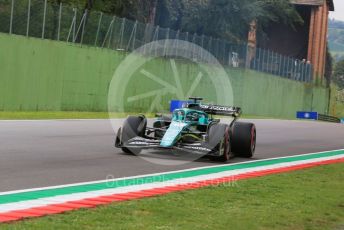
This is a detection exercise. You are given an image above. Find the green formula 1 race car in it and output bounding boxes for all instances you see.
[115,97,256,162]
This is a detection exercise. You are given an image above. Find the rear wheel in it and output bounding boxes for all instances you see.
[207,124,231,162]
[120,116,147,155]
[230,122,256,158]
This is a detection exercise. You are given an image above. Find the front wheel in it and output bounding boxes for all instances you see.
[118,115,147,155]
[230,122,256,158]
[207,123,231,162]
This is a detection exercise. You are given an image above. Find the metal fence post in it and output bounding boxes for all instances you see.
[252,48,256,70]
[271,50,275,74]
[154,26,159,56]
[282,55,286,77]
[214,37,218,61]
[270,50,274,74]
[94,12,102,46]
[245,44,249,69]
[26,0,31,37]
[296,59,299,80]
[287,57,292,78]
[174,30,180,57]
[107,16,114,48]
[293,59,296,80]
[257,48,261,71]
[119,18,126,49]
[262,49,266,73]
[270,51,274,74]
[267,50,271,74]
[127,20,137,51]
[57,2,62,41]
[208,37,212,61]
[73,8,77,42]
[228,50,231,66]
[67,8,76,42]
[164,28,170,56]
[74,10,87,43]
[308,64,312,82]
[9,0,14,34]
[200,35,204,60]
[278,54,282,76]
[191,33,196,60]
[101,17,114,48]
[184,32,189,58]
[223,40,227,64]
[270,50,273,74]
[301,62,305,81]
[42,0,47,39]
[80,10,87,45]
[143,23,149,55]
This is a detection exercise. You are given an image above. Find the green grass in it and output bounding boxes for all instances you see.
[2,163,343,230]
[0,111,276,120]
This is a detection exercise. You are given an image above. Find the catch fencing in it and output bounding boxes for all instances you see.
[0,0,313,82]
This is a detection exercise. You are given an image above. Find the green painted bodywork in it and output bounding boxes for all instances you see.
[0,33,329,118]
[160,108,209,147]
[160,121,188,147]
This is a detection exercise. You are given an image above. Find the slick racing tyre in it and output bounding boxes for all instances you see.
[119,115,147,155]
[230,122,256,158]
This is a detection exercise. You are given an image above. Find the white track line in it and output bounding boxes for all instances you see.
[0,148,343,196]
[0,154,342,213]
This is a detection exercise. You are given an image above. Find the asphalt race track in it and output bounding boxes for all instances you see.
[0,119,343,192]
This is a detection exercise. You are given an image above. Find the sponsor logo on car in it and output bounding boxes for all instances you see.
[200,104,236,112]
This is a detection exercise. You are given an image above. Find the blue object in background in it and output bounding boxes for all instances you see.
[296,111,318,120]
[341,118,344,124]
[170,100,190,112]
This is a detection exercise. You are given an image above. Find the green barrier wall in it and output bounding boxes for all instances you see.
[0,33,329,118]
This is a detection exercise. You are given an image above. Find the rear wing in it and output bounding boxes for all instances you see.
[170,99,242,117]
[199,104,242,117]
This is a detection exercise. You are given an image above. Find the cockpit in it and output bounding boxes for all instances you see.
[172,109,208,124]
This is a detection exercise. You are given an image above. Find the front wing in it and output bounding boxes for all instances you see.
[117,136,220,156]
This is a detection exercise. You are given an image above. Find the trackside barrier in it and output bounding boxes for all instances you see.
[318,114,341,123]
[296,111,341,123]
[0,0,313,82]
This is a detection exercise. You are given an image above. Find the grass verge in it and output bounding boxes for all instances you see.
[2,163,343,230]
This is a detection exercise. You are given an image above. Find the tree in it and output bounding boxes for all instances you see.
[154,0,303,43]
[325,43,333,88]
[333,60,344,89]
[48,0,303,44]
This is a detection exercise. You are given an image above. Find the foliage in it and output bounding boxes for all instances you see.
[333,60,344,89]
[329,84,344,117]
[328,20,344,62]
[45,0,303,43]
[154,0,303,43]
[325,44,333,87]
[0,0,304,45]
